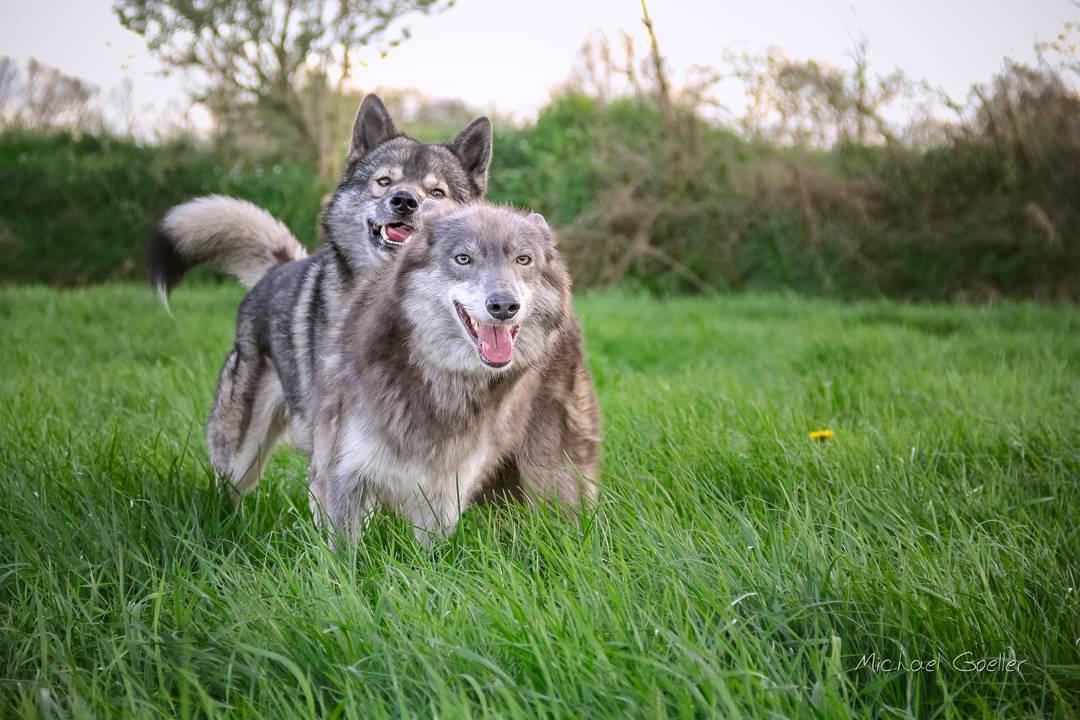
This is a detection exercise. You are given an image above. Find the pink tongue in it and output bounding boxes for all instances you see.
[385,225,412,244]
[476,324,514,365]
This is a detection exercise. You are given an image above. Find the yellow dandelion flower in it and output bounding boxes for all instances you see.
[809,429,834,441]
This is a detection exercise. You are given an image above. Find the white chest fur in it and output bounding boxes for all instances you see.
[337,410,495,530]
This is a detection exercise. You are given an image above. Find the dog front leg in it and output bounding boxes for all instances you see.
[405,489,463,547]
[309,464,379,551]
[309,400,382,550]
[516,377,601,508]
[517,447,599,509]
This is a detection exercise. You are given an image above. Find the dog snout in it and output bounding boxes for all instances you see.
[388,190,419,215]
[485,292,520,321]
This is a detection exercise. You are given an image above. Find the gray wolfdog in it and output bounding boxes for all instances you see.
[146,94,492,491]
[309,201,600,546]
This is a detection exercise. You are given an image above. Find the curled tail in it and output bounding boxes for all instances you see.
[147,195,308,303]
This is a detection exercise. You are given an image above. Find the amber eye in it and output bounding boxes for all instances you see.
[454,253,471,265]
[429,188,446,198]
[376,177,391,187]
[516,255,532,266]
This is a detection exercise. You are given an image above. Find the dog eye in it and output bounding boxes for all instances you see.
[454,254,471,265]
[429,188,446,198]
[376,177,391,187]
[516,255,532,266]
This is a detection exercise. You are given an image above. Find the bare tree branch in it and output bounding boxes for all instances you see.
[115,0,450,169]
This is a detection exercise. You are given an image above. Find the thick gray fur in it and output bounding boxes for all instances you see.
[146,94,494,493]
[309,201,601,546]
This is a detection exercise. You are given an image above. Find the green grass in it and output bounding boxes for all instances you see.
[1,285,1077,718]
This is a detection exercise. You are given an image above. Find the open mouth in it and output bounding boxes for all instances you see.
[368,219,415,248]
[454,301,520,368]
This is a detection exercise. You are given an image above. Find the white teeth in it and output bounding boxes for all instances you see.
[379,225,388,240]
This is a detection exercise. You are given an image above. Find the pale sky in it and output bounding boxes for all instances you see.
[0,0,1074,130]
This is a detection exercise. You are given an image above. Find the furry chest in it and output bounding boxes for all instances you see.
[345,419,496,511]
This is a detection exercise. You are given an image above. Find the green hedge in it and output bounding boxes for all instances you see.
[2,102,1076,300]
[0,131,326,286]
[489,94,1077,300]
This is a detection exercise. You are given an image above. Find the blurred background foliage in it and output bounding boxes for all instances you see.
[0,2,1078,300]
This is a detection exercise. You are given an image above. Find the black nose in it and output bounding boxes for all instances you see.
[388,190,418,214]
[486,293,520,321]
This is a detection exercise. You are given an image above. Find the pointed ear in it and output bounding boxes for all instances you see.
[418,198,454,244]
[525,211,556,243]
[348,94,396,163]
[525,212,549,232]
[418,197,444,222]
[448,117,492,196]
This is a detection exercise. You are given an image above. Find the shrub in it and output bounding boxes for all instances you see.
[2,63,1077,301]
[0,130,327,286]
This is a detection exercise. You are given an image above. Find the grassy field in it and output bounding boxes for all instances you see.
[0,284,1077,718]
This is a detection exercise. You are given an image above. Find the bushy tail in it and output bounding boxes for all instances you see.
[147,195,308,303]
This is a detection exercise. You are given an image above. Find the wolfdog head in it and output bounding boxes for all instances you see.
[323,94,492,266]
[395,202,571,374]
